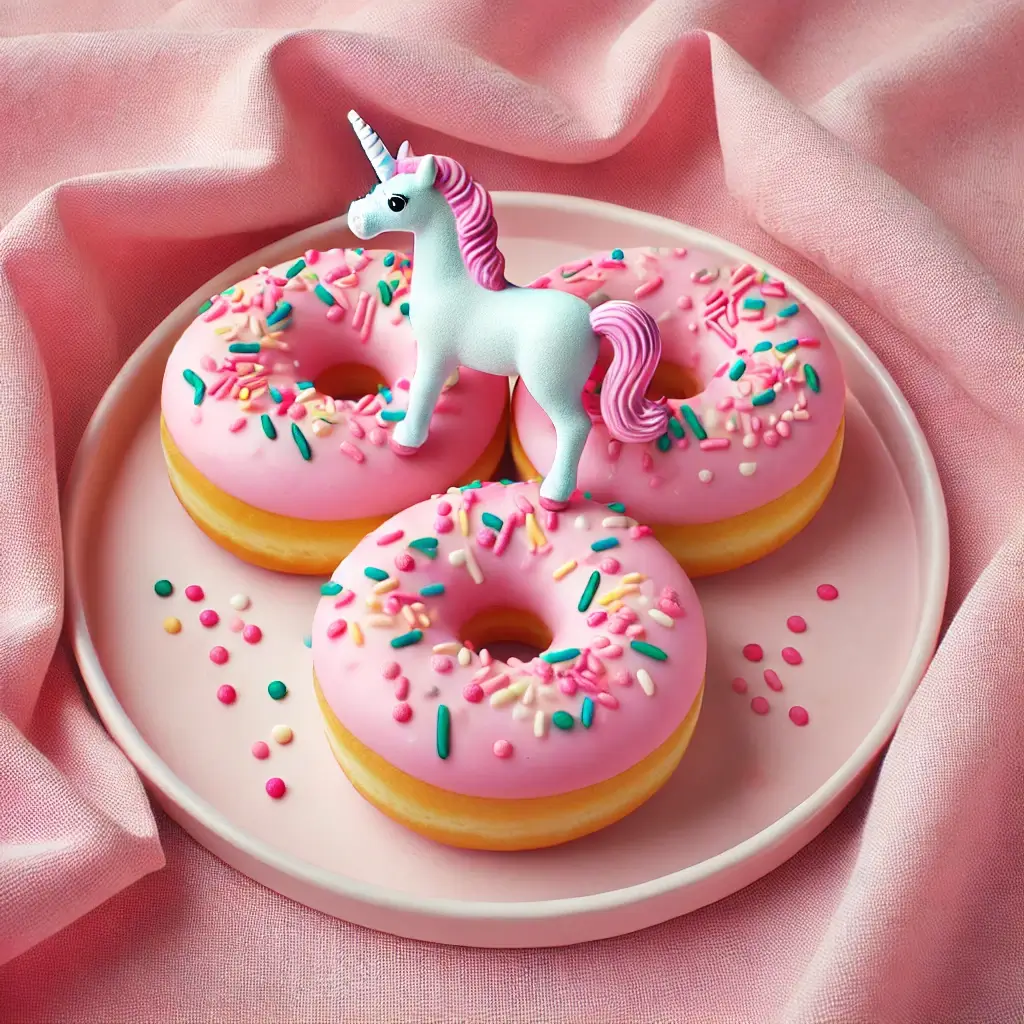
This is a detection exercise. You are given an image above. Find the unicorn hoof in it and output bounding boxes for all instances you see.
[539,496,570,512]
[389,438,420,456]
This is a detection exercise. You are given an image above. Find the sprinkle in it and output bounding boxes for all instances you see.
[436,704,451,758]
[463,682,484,703]
[636,669,655,696]
[680,406,707,440]
[743,298,765,311]
[321,582,343,597]
[228,593,250,612]
[804,364,821,392]
[391,629,423,649]
[458,507,470,536]
[260,414,277,439]
[199,609,219,628]
[634,275,664,299]
[408,538,439,557]
[578,571,601,612]
[182,369,206,405]
[198,299,213,314]
[648,609,674,628]
[267,680,288,701]
[420,583,445,597]
[209,646,228,665]
[590,537,620,553]
[777,303,799,318]
[764,669,784,692]
[493,739,513,759]
[789,706,810,726]
[751,390,776,407]
[553,560,577,581]
[751,696,770,715]
[611,248,625,260]
[581,697,595,728]
[184,585,205,602]
[630,640,667,661]
[787,615,807,633]
[154,579,173,597]
[782,646,803,665]
[552,710,574,730]
[289,422,312,460]
[377,280,393,306]
[817,583,839,601]
[251,741,270,760]
[339,442,364,463]
[364,567,389,582]
[228,342,261,354]
[326,619,347,639]
[216,684,236,704]
[490,680,529,707]
[622,572,645,584]
[731,677,748,694]
[698,469,713,484]
[302,635,312,648]
[541,648,580,664]
[728,359,746,381]
[374,578,399,595]
[265,778,287,799]
[350,622,364,646]
[775,338,799,353]
[742,643,763,662]
[163,617,181,634]
[481,512,503,531]
[739,462,757,476]
[285,259,306,278]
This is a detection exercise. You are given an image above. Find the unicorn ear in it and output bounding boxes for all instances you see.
[415,155,436,188]
[397,140,414,160]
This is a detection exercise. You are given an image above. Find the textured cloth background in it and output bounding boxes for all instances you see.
[2,0,1024,1021]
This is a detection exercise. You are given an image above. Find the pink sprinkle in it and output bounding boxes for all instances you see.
[625,624,645,638]
[339,441,365,463]
[216,683,236,704]
[493,739,514,759]
[764,669,784,692]
[287,403,306,420]
[209,646,228,665]
[763,430,779,447]
[482,673,510,695]
[634,275,664,299]
[393,702,412,723]
[742,643,763,662]
[596,692,620,709]
[481,648,494,667]
[608,440,622,462]
[658,599,685,619]
[514,494,535,514]
[543,509,558,531]
[383,596,400,615]
[334,590,355,607]
[586,610,608,628]
[436,500,452,516]
[199,354,217,372]
[382,661,401,680]
[630,524,654,539]
[326,619,347,639]
[817,584,839,601]
[699,438,731,451]
[229,417,247,433]
[789,706,810,726]
[435,516,454,534]
[751,696,770,715]
[463,683,484,703]
[305,248,320,264]
[368,428,387,446]
[376,529,405,546]
[782,647,803,665]
[326,305,344,322]
[395,552,415,571]
[265,778,287,799]
[476,527,497,548]
[348,419,365,439]
[431,655,454,674]
[612,670,632,686]
[787,615,807,633]
[599,557,621,574]
[242,624,262,644]
[731,677,748,694]
[602,644,624,659]
[559,677,578,696]
[199,609,219,628]
[394,676,410,700]
[642,452,654,472]
[185,585,204,602]
[228,617,245,633]
[251,741,270,760]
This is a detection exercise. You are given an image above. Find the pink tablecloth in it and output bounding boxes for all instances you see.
[2,1,1024,1020]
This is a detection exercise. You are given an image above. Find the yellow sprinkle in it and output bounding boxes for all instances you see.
[238,387,250,400]
[248,386,267,400]
[648,608,674,628]
[271,724,293,745]
[598,585,631,606]
[350,622,364,646]
[411,601,426,613]
[533,710,547,738]
[458,507,469,537]
[636,668,655,696]
[374,578,400,595]
[525,512,547,550]
[608,600,624,613]
[521,683,535,706]
[433,642,461,655]
[297,388,318,404]
[402,605,417,626]
[163,617,181,634]
[417,613,431,629]
[622,572,645,584]
[367,614,394,628]
[491,679,530,707]
[457,646,472,667]
[214,325,233,335]
[552,560,577,581]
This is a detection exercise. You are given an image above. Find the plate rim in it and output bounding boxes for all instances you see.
[63,193,950,927]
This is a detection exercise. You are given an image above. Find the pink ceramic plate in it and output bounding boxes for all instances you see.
[64,195,948,947]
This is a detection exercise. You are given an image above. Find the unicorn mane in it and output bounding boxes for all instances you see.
[397,154,507,291]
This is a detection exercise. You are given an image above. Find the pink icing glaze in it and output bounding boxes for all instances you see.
[161,248,507,520]
[512,246,846,523]
[311,481,707,800]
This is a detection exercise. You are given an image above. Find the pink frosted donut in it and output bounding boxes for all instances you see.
[511,246,846,576]
[312,480,707,851]
[161,247,508,574]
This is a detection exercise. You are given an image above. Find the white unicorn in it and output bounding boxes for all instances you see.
[345,111,668,510]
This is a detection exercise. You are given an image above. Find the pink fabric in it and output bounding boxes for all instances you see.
[2,0,1023,1019]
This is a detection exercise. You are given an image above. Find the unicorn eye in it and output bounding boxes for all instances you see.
[388,194,408,212]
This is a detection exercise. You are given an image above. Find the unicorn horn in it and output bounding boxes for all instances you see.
[347,110,396,182]
[397,140,414,160]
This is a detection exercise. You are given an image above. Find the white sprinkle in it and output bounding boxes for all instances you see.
[574,515,588,530]
[602,516,637,529]
[793,409,810,420]
[432,642,460,655]
[367,614,394,628]
[648,609,674,628]
[512,703,533,721]
[448,549,467,566]
[533,710,548,737]
[698,469,713,483]
[462,544,484,584]
[491,679,529,707]
[656,309,673,323]
[521,683,535,706]
[229,594,250,611]
[739,462,757,476]
[637,668,656,696]
[457,646,472,667]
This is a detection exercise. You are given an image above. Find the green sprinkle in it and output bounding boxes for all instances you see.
[753,340,773,353]
[228,342,261,354]
[260,414,277,440]
[552,710,574,731]
[680,406,707,440]
[581,697,595,728]
[656,434,671,452]
[751,390,776,407]
[383,252,396,267]
[591,537,620,552]
[364,566,389,582]
[419,583,445,597]
[266,301,292,326]
[408,538,438,558]
[578,571,601,613]
[607,502,626,514]
[320,582,343,596]
[267,680,288,700]
[302,634,312,649]
[499,478,515,486]
[400,258,411,269]
[378,385,393,403]
[399,301,410,316]
[296,380,315,391]
[583,491,592,500]
[728,359,746,381]
[778,303,799,318]
[775,338,799,352]
[285,259,306,279]
[392,629,423,649]
[436,704,451,759]
[313,284,336,306]
[380,409,406,422]
[664,415,683,440]
[611,248,624,260]
[291,422,312,461]
[354,247,364,254]
[460,480,483,491]
[183,368,205,405]
[269,386,282,403]
[804,364,821,393]
[481,512,503,531]
[198,299,212,315]
[630,639,668,661]
[377,280,393,306]
[541,648,581,664]
[153,579,173,597]
[742,297,766,311]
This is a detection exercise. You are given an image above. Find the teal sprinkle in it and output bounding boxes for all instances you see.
[355,247,364,254]
[552,710,574,731]
[377,280,393,306]
[269,385,282,403]
[541,648,580,664]
[267,680,288,701]
[399,301,410,316]
[728,359,746,381]
[266,301,293,326]
[364,566,389,582]
[778,303,799,318]
[681,406,707,440]
[742,297,766,311]
[380,409,406,422]
[804,364,821,393]
[631,639,668,661]
[419,583,445,597]
[436,704,451,759]
[285,259,306,279]
[753,341,773,353]
[302,634,312,649]
[459,480,483,490]
[583,491,592,500]
[775,338,799,352]
[296,380,315,391]
[481,512,503,531]
[228,342,261,354]
[408,537,439,557]
[182,369,205,405]
[578,571,600,613]
[197,299,212,315]
[656,434,671,452]
[611,248,624,261]
[320,581,343,596]
[391,629,423,649]
[667,415,684,439]
[399,258,411,269]
[591,537,620,552]
[378,385,393,403]
[499,478,515,486]
[313,284,336,306]
[751,389,777,407]
[383,252,396,267]
[607,502,626,514]
[581,697,595,729]
[260,414,277,440]
[291,422,312,461]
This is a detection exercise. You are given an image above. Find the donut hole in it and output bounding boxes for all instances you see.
[458,607,554,664]
[313,362,388,402]
[645,361,703,401]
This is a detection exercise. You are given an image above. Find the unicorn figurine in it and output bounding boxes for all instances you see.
[345,110,668,510]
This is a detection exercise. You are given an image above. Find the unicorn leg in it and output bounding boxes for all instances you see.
[538,403,592,509]
[391,351,451,453]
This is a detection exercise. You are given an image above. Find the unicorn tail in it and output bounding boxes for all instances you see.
[591,301,668,443]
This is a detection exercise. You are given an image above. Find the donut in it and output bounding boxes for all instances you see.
[511,246,846,577]
[311,479,706,851]
[161,247,508,574]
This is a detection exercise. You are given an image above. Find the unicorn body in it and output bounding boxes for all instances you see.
[346,112,668,509]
